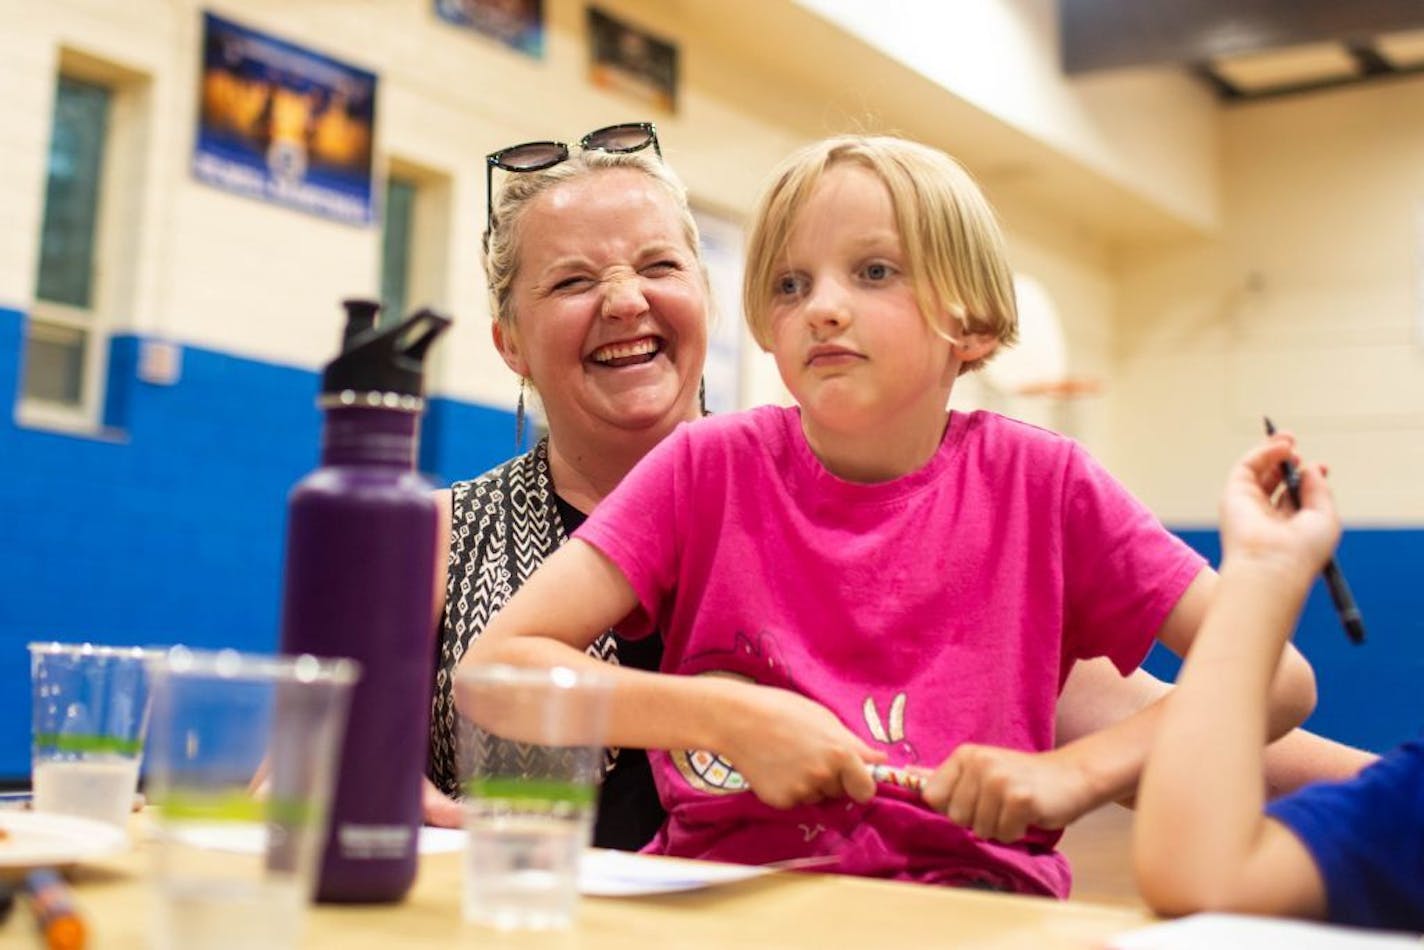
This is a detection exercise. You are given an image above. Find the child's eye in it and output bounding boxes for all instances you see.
[861,262,895,281]
[774,273,807,297]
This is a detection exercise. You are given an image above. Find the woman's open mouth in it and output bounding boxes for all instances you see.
[589,336,664,368]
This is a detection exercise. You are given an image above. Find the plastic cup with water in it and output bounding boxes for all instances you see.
[144,648,359,950]
[454,664,612,931]
[29,642,152,830]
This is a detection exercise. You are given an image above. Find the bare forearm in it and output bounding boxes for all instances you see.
[1135,560,1310,909]
[1054,693,1175,810]
[1262,728,1376,796]
[454,538,757,755]
[1262,641,1316,739]
[467,632,752,753]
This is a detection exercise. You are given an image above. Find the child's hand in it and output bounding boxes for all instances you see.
[922,744,1097,843]
[724,685,887,810]
[1220,433,1339,578]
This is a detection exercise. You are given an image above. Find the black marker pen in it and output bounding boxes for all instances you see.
[1264,417,1366,644]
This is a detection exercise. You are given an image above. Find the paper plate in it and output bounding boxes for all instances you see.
[0,810,129,870]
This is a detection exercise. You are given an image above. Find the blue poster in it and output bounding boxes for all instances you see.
[194,12,377,225]
[434,0,544,57]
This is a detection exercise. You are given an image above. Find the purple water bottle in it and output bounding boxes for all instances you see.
[279,300,451,903]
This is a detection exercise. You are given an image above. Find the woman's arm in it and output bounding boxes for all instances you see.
[462,539,885,808]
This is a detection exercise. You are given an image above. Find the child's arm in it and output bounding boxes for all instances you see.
[922,437,1327,843]
[1058,663,1374,798]
[1133,433,1335,918]
[1056,569,1317,759]
[460,538,885,809]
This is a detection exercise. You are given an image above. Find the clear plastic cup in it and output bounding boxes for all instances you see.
[454,664,612,930]
[144,648,359,950]
[29,642,152,829]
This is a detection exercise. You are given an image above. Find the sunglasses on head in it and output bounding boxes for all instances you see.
[484,122,661,232]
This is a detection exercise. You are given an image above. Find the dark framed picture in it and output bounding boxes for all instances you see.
[586,6,678,113]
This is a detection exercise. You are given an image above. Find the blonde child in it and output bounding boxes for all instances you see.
[463,135,1311,896]
[1135,434,1422,929]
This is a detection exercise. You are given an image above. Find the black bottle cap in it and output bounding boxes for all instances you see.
[321,298,452,398]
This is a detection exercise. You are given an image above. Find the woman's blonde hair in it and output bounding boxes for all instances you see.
[742,135,1018,373]
[482,149,704,329]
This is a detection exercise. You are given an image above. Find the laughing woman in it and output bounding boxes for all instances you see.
[424,127,706,849]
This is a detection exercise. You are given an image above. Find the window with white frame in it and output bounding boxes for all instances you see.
[23,75,112,411]
[20,52,148,431]
[377,160,451,333]
[379,174,418,327]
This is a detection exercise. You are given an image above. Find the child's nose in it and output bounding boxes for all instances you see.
[804,279,851,331]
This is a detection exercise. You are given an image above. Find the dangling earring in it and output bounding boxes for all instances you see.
[515,378,527,449]
[698,377,708,416]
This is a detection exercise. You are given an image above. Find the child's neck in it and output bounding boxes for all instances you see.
[801,408,951,484]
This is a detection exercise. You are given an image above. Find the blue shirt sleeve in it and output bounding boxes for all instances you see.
[1265,738,1424,931]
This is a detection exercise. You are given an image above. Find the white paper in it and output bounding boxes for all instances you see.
[416,826,466,854]
[578,849,769,896]
[157,826,772,897]
[1110,913,1423,949]
[162,824,467,856]
[0,811,129,869]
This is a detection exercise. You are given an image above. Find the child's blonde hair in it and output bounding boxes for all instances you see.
[743,135,1018,373]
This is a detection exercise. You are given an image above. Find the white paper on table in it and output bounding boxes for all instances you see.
[416,827,466,854]
[160,826,771,896]
[578,849,769,896]
[161,824,467,855]
[1109,913,1424,949]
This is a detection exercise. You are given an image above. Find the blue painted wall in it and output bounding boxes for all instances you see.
[1144,528,1424,754]
[0,306,514,780]
[3,303,1421,779]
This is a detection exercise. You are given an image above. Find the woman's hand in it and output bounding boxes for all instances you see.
[421,775,464,828]
[923,744,1098,843]
[719,684,886,810]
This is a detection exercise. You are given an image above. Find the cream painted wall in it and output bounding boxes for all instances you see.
[1114,77,1424,524]
[2,0,1132,454]
[792,0,1222,233]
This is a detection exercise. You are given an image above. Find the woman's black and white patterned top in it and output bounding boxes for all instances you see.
[427,438,665,850]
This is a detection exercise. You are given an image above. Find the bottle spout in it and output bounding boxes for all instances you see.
[341,299,382,348]
[395,309,452,368]
[321,301,452,400]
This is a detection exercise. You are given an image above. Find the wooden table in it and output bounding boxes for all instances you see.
[49,839,1153,949]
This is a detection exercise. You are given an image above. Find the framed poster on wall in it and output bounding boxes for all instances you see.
[434,0,544,57]
[194,12,377,225]
[586,6,678,113]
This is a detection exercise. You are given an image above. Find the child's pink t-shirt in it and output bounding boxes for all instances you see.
[576,405,1204,896]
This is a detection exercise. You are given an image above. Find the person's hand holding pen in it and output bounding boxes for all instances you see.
[1224,429,1340,590]
[1259,419,1366,644]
